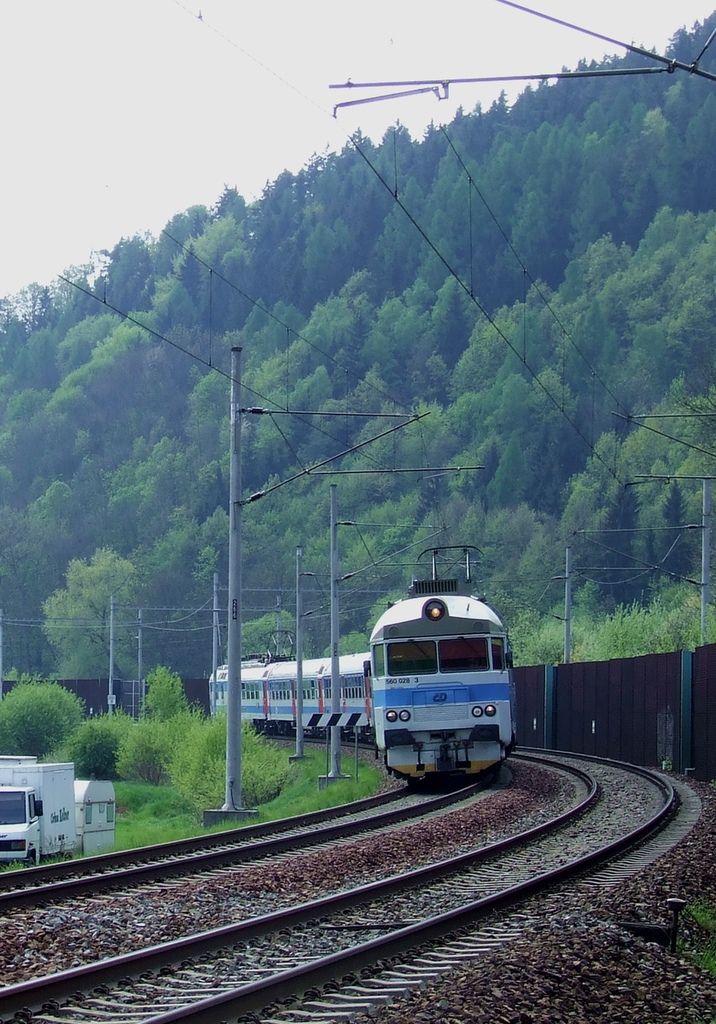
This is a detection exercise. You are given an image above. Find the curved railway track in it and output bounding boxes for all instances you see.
[0,775,500,913]
[0,751,695,1024]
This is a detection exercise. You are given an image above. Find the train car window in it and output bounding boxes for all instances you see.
[387,640,437,675]
[373,644,386,677]
[439,637,488,671]
[491,639,505,669]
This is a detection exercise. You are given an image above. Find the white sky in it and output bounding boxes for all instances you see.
[1,0,714,300]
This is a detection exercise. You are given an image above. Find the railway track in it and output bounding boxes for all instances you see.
[0,775,504,913]
[0,751,694,1024]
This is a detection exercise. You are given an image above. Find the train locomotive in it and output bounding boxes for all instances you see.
[209,550,515,783]
[370,571,516,780]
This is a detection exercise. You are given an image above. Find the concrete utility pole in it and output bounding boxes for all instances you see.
[108,595,115,715]
[327,485,344,781]
[204,349,256,825]
[137,608,144,715]
[212,572,220,708]
[224,346,243,811]
[293,546,306,761]
[564,546,572,664]
[702,478,712,645]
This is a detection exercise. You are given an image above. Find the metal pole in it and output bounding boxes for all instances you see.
[564,546,572,664]
[223,346,243,810]
[702,478,711,645]
[137,608,144,717]
[295,546,305,759]
[108,595,115,715]
[329,484,341,777]
[212,571,220,713]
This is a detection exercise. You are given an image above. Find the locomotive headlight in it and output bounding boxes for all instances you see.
[471,705,484,718]
[484,704,497,717]
[398,709,411,722]
[424,599,446,621]
[386,709,398,722]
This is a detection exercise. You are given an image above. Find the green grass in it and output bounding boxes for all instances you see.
[688,902,716,977]
[114,746,383,850]
[113,781,205,850]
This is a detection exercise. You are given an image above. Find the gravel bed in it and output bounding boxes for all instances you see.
[347,775,716,1024]
[5,759,707,1024]
[0,762,571,986]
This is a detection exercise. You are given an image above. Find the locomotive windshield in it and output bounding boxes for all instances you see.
[387,640,437,675]
[385,635,503,676]
[439,637,488,671]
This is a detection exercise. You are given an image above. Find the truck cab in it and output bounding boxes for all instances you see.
[0,786,43,864]
[0,758,77,866]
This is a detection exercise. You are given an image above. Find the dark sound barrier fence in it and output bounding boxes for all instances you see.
[0,677,211,718]
[1,649,714,780]
[514,642,716,782]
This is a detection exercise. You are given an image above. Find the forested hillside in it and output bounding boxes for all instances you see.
[1,16,715,678]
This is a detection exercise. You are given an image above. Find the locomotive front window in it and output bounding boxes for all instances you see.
[439,637,489,671]
[387,640,437,675]
[491,637,505,669]
[373,644,386,677]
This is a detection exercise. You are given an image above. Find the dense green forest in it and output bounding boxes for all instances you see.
[1,16,716,679]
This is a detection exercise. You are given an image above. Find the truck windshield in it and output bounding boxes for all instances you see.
[0,791,27,824]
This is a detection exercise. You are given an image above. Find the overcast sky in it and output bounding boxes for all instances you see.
[1,1,714,300]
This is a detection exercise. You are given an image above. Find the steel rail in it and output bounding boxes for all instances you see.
[0,756,598,1019]
[0,778,489,911]
[140,756,678,1024]
[0,778,402,891]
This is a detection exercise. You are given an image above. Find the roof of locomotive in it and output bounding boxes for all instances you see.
[370,585,505,643]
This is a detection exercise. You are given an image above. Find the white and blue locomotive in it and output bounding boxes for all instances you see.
[209,567,515,782]
[370,575,516,780]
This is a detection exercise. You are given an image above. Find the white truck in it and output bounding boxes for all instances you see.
[0,756,78,865]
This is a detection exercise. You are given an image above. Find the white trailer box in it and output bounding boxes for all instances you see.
[0,758,77,865]
[74,779,116,854]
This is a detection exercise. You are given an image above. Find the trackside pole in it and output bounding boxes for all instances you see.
[204,347,256,824]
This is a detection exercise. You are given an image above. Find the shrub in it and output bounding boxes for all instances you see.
[168,715,290,816]
[116,719,174,785]
[66,713,132,778]
[0,679,84,757]
[143,666,189,721]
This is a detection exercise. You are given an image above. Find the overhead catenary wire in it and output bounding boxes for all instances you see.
[330,1,716,115]
[24,2,711,674]
[613,411,716,461]
[347,132,624,485]
[438,123,630,413]
[162,229,407,413]
[59,272,432,490]
[165,0,716,492]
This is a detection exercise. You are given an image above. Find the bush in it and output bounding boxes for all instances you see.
[66,713,132,778]
[168,715,290,816]
[116,719,174,785]
[0,679,84,757]
[143,666,189,721]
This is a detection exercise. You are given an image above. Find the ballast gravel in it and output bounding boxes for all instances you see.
[0,763,714,1024]
[0,764,571,985]
[346,776,716,1024]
